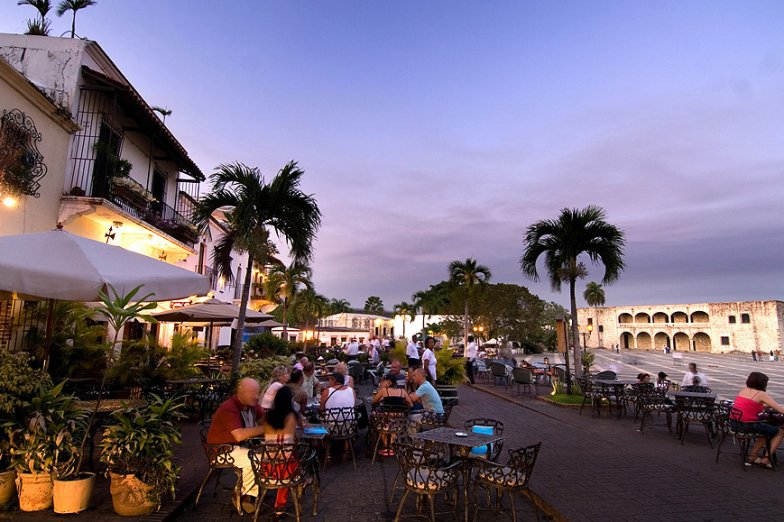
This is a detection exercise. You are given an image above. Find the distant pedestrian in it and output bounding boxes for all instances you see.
[406,335,421,368]
[752,350,757,362]
[465,335,478,384]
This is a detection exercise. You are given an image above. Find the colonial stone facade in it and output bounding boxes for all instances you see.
[577,301,784,354]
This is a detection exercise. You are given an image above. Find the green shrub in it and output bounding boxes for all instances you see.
[156,333,209,381]
[0,352,52,416]
[435,349,465,385]
[245,333,290,359]
[238,356,292,385]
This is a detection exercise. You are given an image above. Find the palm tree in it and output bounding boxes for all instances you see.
[266,260,313,342]
[449,258,491,350]
[364,296,384,314]
[56,0,96,38]
[329,298,351,315]
[393,301,416,338]
[521,205,625,379]
[193,162,321,375]
[293,288,328,350]
[412,283,451,337]
[18,0,52,35]
[584,281,605,347]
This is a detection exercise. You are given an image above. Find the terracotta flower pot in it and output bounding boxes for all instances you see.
[15,472,53,512]
[53,472,95,514]
[0,469,16,507]
[109,472,156,517]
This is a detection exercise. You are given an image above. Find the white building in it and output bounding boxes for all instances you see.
[577,300,784,354]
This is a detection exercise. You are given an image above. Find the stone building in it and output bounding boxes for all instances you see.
[577,300,784,354]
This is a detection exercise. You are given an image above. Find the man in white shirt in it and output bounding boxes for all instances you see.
[421,336,437,382]
[681,362,709,388]
[344,338,360,360]
[465,335,478,384]
[406,335,421,368]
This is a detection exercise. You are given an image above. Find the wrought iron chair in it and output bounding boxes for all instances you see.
[593,370,617,380]
[474,358,492,384]
[578,376,601,416]
[417,402,454,432]
[681,385,712,393]
[370,409,409,463]
[464,417,505,461]
[319,406,358,470]
[714,403,759,470]
[490,361,511,388]
[637,387,674,434]
[194,421,243,515]
[511,367,535,395]
[674,394,717,446]
[393,442,461,522]
[473,442,542,522]
[247,442,312,522]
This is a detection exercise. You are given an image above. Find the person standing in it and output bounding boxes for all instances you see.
[406,335,421,369]
[681,362,709,388]
[344,338,360,361]
[465,335,478,384]
[421,336,437,383]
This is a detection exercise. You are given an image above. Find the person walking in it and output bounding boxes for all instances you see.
[421,336,437,383]
[465,335,478,384]
[406,335,421,369]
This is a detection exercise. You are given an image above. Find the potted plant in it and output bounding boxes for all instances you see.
[49,389,93,515]
[7,381,88,512]
[99,394,184,516]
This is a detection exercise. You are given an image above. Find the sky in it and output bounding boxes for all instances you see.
[2,1,783,311]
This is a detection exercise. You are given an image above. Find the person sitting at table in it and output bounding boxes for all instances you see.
[287,369,308,427]
[206,378,266,509]
[320,372,355,411]
[681,363,709,388]
[407,368,444,430]
[302,361,320,402]
[334,362,355,389]
[261,365,291,411]
[637,373,651,384]
[372,374,410,409]
[733,371,784,469]
[385,359,407,388]
[262,385,298,512]
[655,371,671,391]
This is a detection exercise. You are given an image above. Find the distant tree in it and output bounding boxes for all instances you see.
[292,288,329,349]
[521,205,625,381]
[266,261,313,341]
[56,0,96,38]
[18,0,52,35]
[152,106,172,124]
[412,282,454,336]
[583,282,606,307]
[449,258,491,350]
[393,301,416,338]
[328,298,351,315]
[363,296,384,315]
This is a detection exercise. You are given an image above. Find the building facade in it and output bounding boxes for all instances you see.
[577,301,784,354]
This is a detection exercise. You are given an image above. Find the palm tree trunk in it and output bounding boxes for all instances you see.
[463,300,469,352]
[282,297,288,341]
[569,278,582,378]
[231,252,255,376]
[70,13,76,38]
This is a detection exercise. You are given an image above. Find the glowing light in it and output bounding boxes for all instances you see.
[2,195,17,207]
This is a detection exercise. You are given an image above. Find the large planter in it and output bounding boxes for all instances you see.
[15,472,53,512]
[109,472,156,517]
[53,472,95,514]
[0,469,16,507]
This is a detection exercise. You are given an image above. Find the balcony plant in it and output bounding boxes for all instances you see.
[98,395,184,516]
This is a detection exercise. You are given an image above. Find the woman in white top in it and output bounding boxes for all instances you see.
[320,373,355,411]
[261,365,290,410]
[334,362,355,389]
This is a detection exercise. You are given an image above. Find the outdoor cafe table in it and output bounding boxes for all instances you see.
[411,426,504,522]
[670,391,717,444]
[591,379,638,417]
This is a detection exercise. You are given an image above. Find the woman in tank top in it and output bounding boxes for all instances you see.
[733,371,784,468]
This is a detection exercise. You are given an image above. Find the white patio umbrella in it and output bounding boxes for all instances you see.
[0,229,209,301]
[152,298,272,323]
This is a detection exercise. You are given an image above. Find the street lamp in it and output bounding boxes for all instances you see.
[582,324,593,348]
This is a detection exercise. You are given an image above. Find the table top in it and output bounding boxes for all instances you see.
[297,424,330,440]
[673,391,717,399]
[411,426,504,448]
[593,379,638,386]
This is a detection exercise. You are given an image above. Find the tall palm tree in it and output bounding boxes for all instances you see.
[584,281,605,347]
[329,298,351,315]
[56,0,96,38]
[393,301,416,338]
[265,260,313,342]
[364,296,384,314]
[18,0,52,35]
[293,288,328,349]
[449,258,491,350]
[412,283,451,337]
[193,162,321,375]
[521,205,624,379]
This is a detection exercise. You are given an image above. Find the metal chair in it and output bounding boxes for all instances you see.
[511,367,535,396]
[194,421,243,515]
[370,410,408,463]
[393,442,461,522]
[473,442,542,522]
[319,406,358,470]
[674,394,717,446]
[490,362,510,388]
[474,359,492,384]
[715,404,758,470]
[463,417,505,461]
[247,442,312,522]
[594,370,617,380]
[637,387,674,434]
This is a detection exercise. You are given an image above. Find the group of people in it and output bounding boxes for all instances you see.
[405,335,439,383]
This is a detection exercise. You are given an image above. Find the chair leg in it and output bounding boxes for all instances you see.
[292,488,301,522]
[509,490,517,522]
[394,490,410,522]
[428,494,436,522]
[193,468,215,508]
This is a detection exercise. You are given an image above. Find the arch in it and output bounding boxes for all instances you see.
[693,332,711,352]
[618,313,633,324]
[673,332,689,351]
[671,312,688,323]
[634,312,651,323]
[691,311,709,323]
[621,332,633,349]
[654,332,671,349]
[652,312,668,323]
[636,332,652,350]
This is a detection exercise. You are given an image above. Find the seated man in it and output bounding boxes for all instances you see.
[384,359,408,388]
[681,362,709,388]
[407,368,444,431]
[207,378,266,507]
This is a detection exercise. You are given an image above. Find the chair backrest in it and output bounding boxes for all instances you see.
[199,420,239,469]
[594,370,617,380]
[681,385,711,393]
[320,406,358,439]
[248,442,309,488]
[512,367,533,384]
[507,442,542,488]
[475,359,488,371]
[464,417,505,436]
[490,362,508,377]
[395,442,458,491]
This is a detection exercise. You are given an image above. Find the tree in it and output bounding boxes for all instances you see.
[583,281,605,307]
[393,301,416,338]
[449,258,491,350]
[193,162,321,376]
[292,288,328,349]
[412,282,454,336]
[363,296,384,315]
[56,0,96,38]
[18,0,52,35]
[329,298,351,315]
[520,205,625,380]
[265,260,313,343]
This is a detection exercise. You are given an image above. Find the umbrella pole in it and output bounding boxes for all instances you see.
[42,298,54,372]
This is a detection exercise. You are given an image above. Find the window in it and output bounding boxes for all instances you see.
[720,336,730,346]
[587,318,593,325]
[728,315,736,324]
[741,313,750,324]
[598,325,604,333]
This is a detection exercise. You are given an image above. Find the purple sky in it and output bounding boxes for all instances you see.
[2,1,783,310]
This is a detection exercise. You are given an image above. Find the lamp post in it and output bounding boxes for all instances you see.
[472,325,484,344]
[582,324,593,348]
